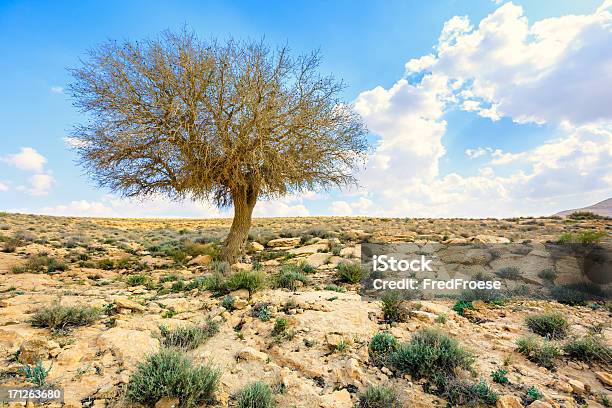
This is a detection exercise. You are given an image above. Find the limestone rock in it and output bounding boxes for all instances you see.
[187,254,212,266]
[306,252,331,268]
[595,371,612,387]
[97,328,159,368]
[287,243,329,255]
[267,237,300,248]
[232,262,253,271]
[496,395,523,408]
[320,389,352,408]
[18,339,49,364]
[568,378,589,395]
[114,297,145,312]
[236,347,268,362]
[249,242,264,251]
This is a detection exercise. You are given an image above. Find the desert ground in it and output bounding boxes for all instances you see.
[0,212,610,407]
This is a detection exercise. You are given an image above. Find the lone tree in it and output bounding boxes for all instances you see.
[69,31,368,263]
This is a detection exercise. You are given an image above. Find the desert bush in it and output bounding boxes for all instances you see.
[30,303,100,332]
[221,295,235,311]
[323,284,345,293]
[496,266,521,280]
[203,273,229,296]
[337,262,363,283]
[563,335,612,363]
[381,291,409,323]
[227,270,266,294]
[356,385,401,408]
[391,329,474,380]
[439,377,499,406]
[126,274,148,286]
[21,361,50,386]
[273,265,308,291]
[97,258,116,270]
[452,300,474,316]
[126,348,220,408]
[524,386,543,403]
[160,320,219,350]
[515,336,560,369]
[491,368,509,384]
[538,268,557,282]
[550,282,605,305]
[525,312,568,339]
[251,303,271,321]
[12,254,68,274]
[569,211,609,220]
[369,332,398,366]
[558,230,606,244]
[236,382,276,408]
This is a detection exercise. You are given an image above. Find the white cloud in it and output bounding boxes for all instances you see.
[351,1,612,217]
[2,147,47,172]
[331,201,353,215]
[18,174,54,196]
[50,86,64,94]
[0,181,8,192]
[465,147,491,159]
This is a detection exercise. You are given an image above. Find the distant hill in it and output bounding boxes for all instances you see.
[554,198,612,218]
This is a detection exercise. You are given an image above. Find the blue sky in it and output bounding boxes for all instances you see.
[1,0,610,218]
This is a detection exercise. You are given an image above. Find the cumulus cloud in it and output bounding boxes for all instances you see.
[17,174,54,196]
[2,147,47,172]
[50,86,64,94]
[351,1,612,217]
[331,201,353,215]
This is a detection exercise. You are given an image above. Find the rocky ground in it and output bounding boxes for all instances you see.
[0,213,610,407]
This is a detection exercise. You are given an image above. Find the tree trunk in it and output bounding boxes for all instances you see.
[221,186,257,264]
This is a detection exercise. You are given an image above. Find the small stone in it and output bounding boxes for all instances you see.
[236,347,268,362]
[155,397,180,408]
[568,378,589,395]
[187,254,212,266]
[496,395,523,408]
[18,339,48,364]
[114,297,145,312]
[233,298,248,310]
[595,371,612,387]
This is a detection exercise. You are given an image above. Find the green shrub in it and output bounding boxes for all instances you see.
[323,284,345,293]
[271,317,288,337]
[21,361,50,386]
[337,262,363,283]
[369,332,398,366]
[381,291,407,323]
[160,320,219,350]
[236,382,276,408]
[452,300,474,316]
[551,282,605,305]
[30,303,100,332]
[563,335,612,363]
[568,211,608,220]
[558,230,606,244]
[12,254,68,274]
[515,336,560,369]
[525,312,568,339]
[171,280,186,292]
[274,265,308,291]
[496,266,521,280]
[391,329,474,380]
[227,271,266,294]
[251,303,271,321]
[356,385,401,408]
[126,274,148,286]
[538,269,557,282]
[126,349,220,408]
[440,377,499,406]
[491,368,509,384]
[203,273,229,296]
[97,258,115,270]
[525,386,543,403]
[221,295,235,311]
